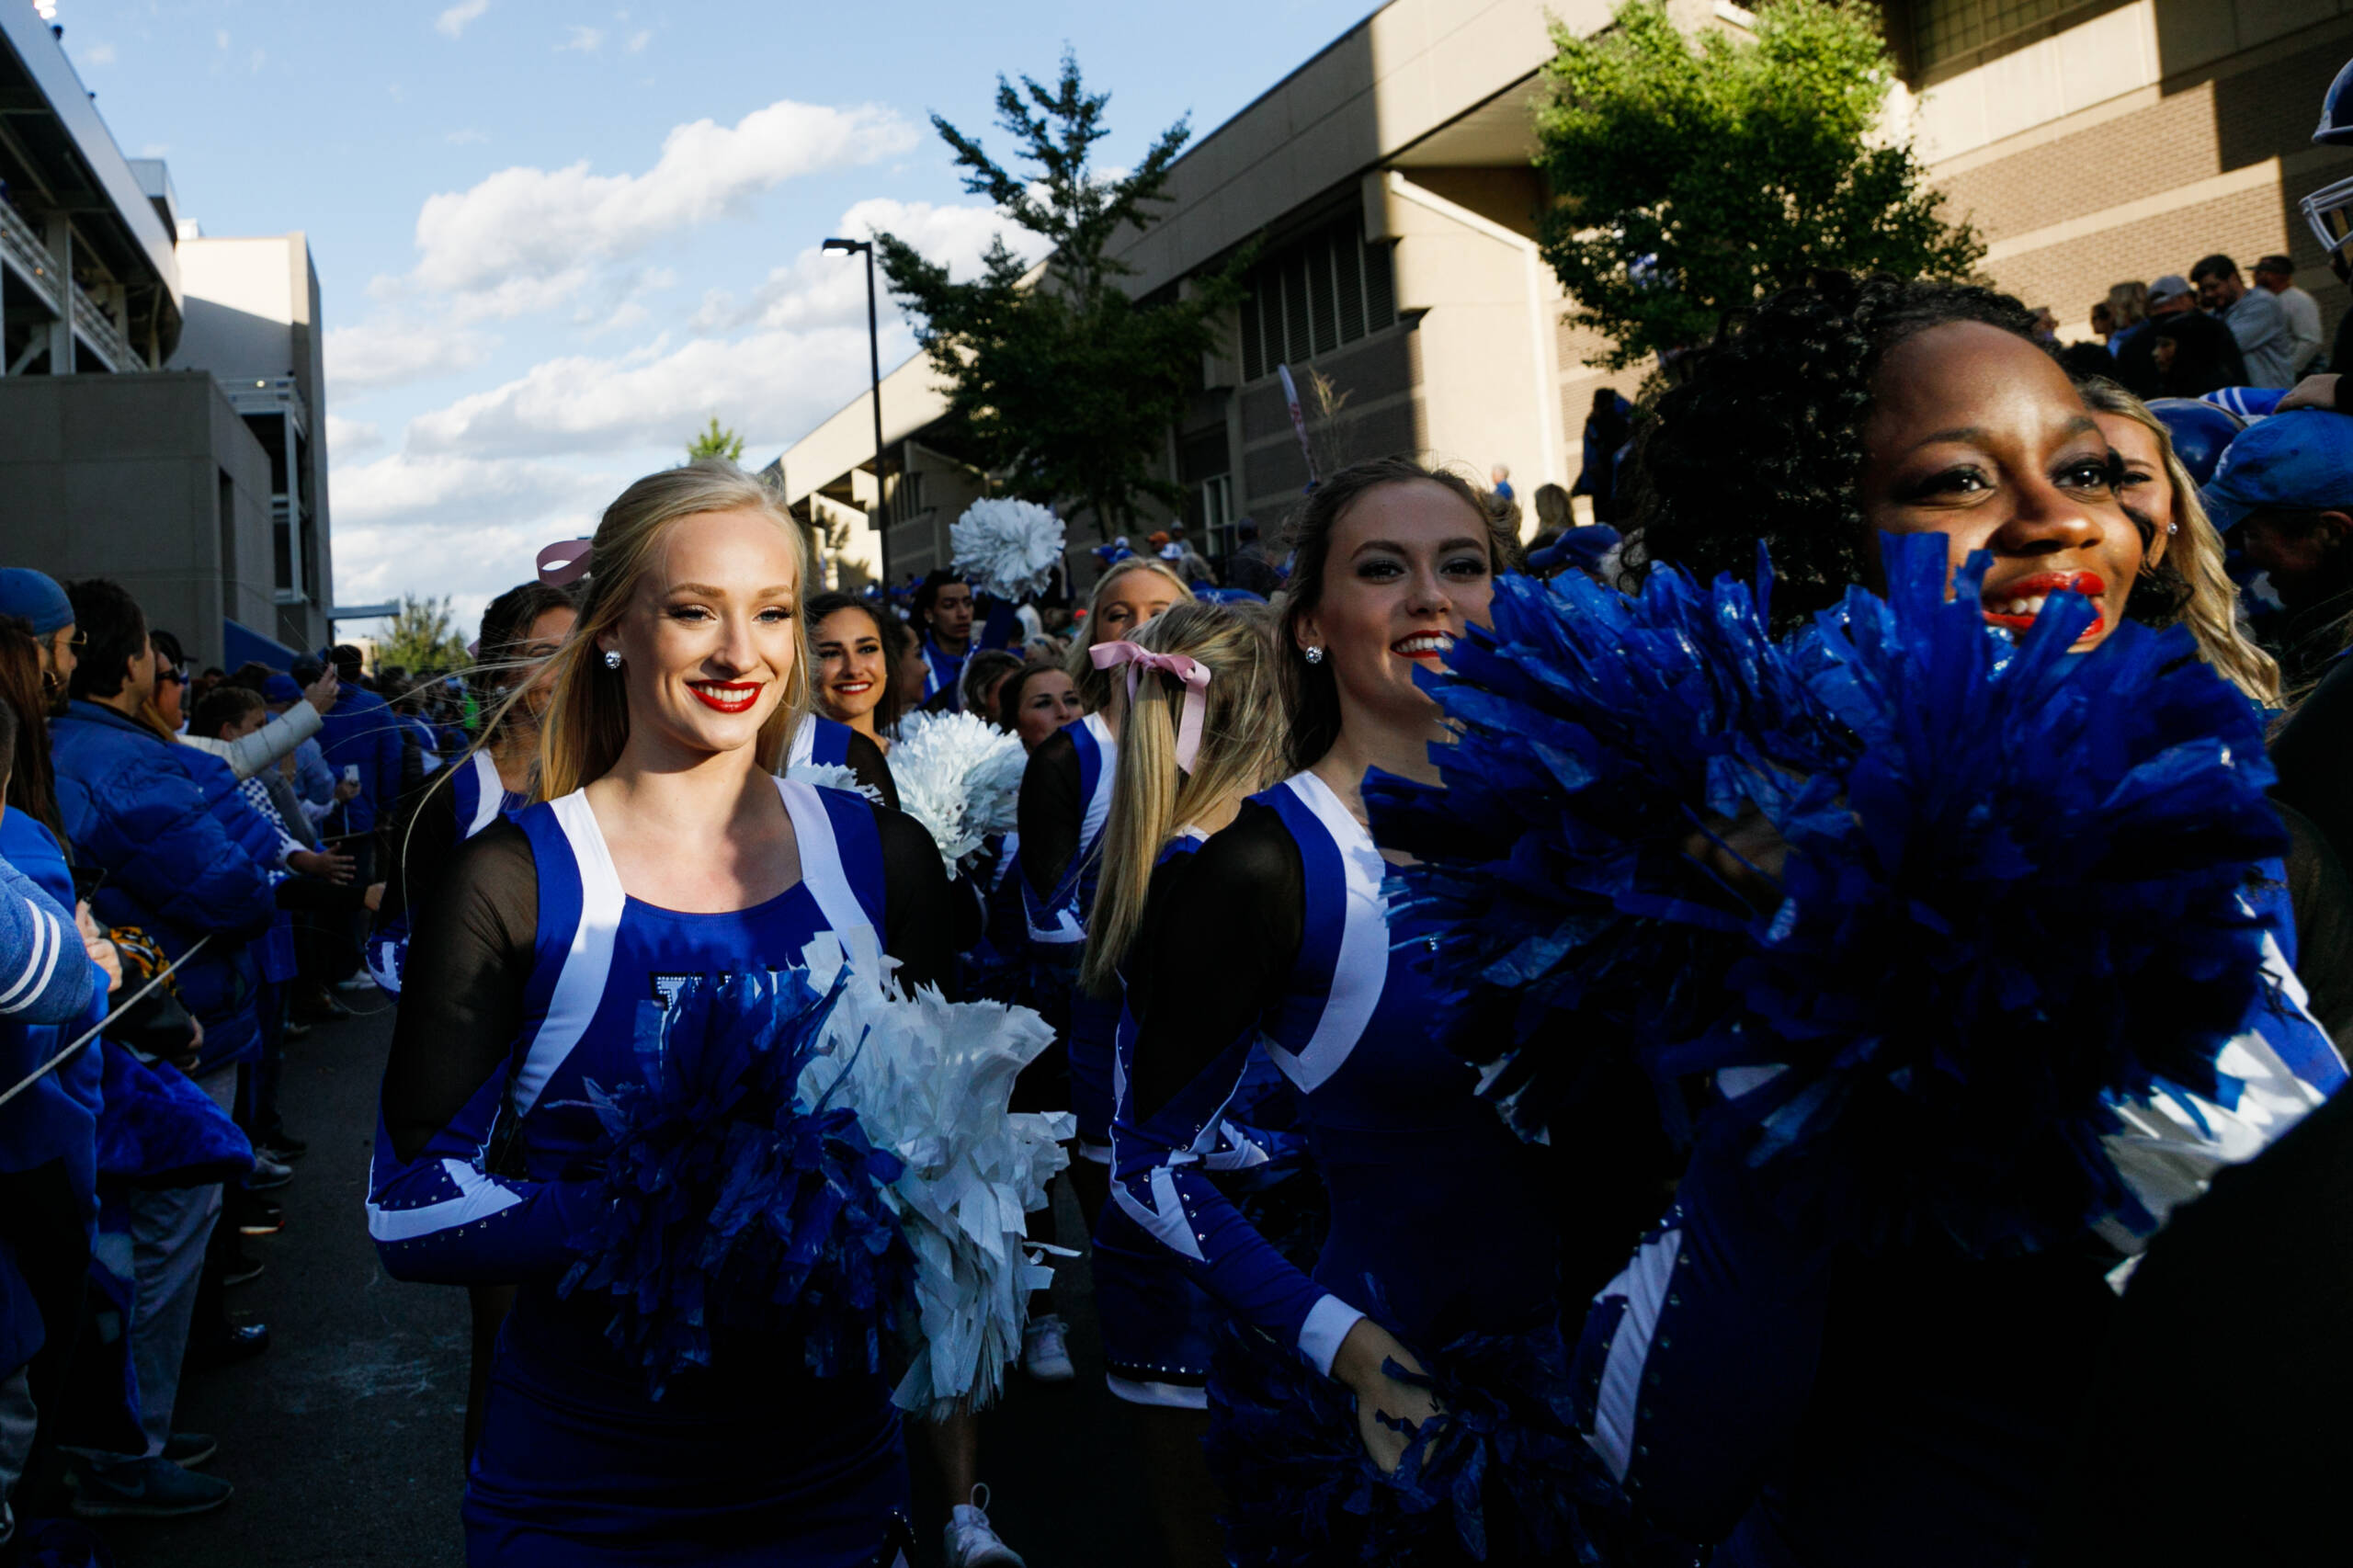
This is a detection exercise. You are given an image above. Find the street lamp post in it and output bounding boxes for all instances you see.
[823,237,891,594]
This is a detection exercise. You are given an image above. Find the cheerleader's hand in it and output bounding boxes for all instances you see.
[1334,1317,1444,1474]
[1684,802,1790,917]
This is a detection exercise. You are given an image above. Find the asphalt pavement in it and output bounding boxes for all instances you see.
[101,988,1173,1568]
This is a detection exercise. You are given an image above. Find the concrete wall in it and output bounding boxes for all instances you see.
[0,371,274,672]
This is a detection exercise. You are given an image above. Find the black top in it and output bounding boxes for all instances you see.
[380,797,954,1166]
[839,730,900,812]
[1016,728,1085,903]
[2111,311,2247,400]
[2272,658,2353,873]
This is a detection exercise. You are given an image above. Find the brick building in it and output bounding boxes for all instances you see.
[1907,1,2353,347]
[775,0,2353,594]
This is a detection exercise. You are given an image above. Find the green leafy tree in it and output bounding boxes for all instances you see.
[687,417,746,462]
[1538,0,1984,371]
[376,593,466,673]
[876,51,1241,539]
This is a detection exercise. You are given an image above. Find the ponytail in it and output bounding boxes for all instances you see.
[1079,602,1288,995]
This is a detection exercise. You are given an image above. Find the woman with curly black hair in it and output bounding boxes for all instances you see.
[1569,273,2347,1565]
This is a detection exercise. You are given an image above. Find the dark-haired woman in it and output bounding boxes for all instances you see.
[1581,275,2344,1565]
[1109,460,1609,1561]
[796,593,902,807]
[369,463,955,1565]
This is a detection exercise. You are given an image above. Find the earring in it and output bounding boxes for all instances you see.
[602,649,623,671]
[1304,645,1325,665]
[2167,522,2179,535]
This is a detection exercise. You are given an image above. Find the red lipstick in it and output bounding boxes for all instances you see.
[1981,571,2107,640]
[688,679,762,714]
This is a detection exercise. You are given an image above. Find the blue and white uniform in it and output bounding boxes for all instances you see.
[1111,771,1558,1377]
[1018,713,1119,1154]
[918,638,967,711]
[369,778,921,1567]
[1574,870,2347,1565]
[787,712,858,773]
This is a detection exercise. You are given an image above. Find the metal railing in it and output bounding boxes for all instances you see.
[0,199,61,315]
[71,283,139,372]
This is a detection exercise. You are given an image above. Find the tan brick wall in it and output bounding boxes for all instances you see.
[1939,22,2353,344]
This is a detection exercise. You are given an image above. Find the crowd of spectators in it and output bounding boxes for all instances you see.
[0,565,423,1551]
[2069,253,2329,397]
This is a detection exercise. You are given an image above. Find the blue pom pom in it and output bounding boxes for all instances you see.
[1202,1301,1684,1566]
[1373,533,2283,1253]
[558,970,914,1398]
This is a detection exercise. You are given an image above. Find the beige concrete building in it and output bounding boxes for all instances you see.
[776,0,2353,591]
[1905,1,2353,353]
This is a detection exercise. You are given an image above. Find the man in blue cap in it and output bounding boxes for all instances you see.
[0,568,78,710]
[2201,407,2353,688]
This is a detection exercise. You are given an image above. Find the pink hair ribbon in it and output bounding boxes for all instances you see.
[537,539,592,586]
[1091,641,1212,771]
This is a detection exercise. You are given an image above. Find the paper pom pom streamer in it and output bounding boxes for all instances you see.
[795,927,1071,1419]
[559,969,914,1399]
[886,710,1028,873]
[785,760,883,805]
[951,498,1065,601]
[1374,531,2319,1255]
[1202,1304,1688,1567]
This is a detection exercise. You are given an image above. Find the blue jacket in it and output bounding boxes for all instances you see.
[51,701,279,1075]
[314,687,407,835]
[0,815,106,1211]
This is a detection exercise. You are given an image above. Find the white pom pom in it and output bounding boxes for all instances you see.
[794,929,1070,1419]
[951,498,1065,601]
[785,761,883,805]
[885,710,1029,873]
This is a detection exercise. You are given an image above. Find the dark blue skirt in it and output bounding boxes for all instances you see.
[463,1286,910,1567]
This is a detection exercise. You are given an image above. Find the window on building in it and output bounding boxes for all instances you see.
[1907,0,2073,75]
[1178,427,1236,554]
[1238,214,1398,383]
[887,469,927,526]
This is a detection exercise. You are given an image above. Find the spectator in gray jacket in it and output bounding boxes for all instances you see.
[2195,253,2301,387]
[2255,255,2325,375]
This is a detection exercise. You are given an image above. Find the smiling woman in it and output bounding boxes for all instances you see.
[369,459,957,1566]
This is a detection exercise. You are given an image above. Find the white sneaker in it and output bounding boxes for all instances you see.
[335,972,378,993]
[944,1485,1025,1568]
[1021,1313,1074,1382]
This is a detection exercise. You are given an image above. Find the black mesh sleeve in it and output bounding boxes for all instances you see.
[1124,803,1304,1123]
[876,800,957,1000]
[373,767,465,937]
[380,820,540,1165]
[844,730,901,812]
[1017,730,1084,902]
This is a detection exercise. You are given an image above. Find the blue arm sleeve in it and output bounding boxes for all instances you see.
[1574,1130,1830,1541]
[0,856,97,1026]
[1109,1019,1347,1365]
[367,1071,597,1285]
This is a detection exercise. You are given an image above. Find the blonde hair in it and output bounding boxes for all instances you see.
[1067,557,1194,713]
[536,460,813,800]
[1079,601,1288,994]
[2076,381,2281,708]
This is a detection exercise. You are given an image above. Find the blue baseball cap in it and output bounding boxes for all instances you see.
[2200,410,2353,529]
[0,568,74,637]
[263,674,302,703]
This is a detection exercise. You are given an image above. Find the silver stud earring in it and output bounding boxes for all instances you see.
[602,649,622,671]
[1304,645,1325,665]
[2167,522,2179,535]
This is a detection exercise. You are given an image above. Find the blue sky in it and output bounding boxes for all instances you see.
[54,0,1371,627]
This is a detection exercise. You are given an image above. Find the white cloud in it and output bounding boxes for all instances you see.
[558,25,602,52]
[326,415,383,456]
[627,28,651,52]
[327,453,628,625]
[445,127,488,145]
[85,41,116,66]
[324,319,495,393]
[690,199,1027,335]
[409,98,915,297]
[436,0,490,40]
[404,324,896,461]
